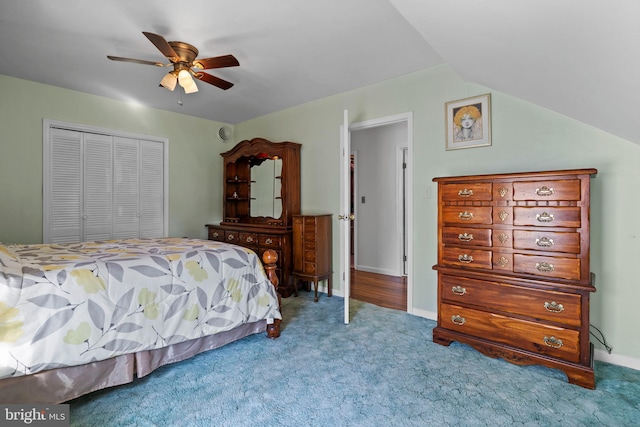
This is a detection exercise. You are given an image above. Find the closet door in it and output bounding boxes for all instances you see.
[44,121,167,243]
[83,133,113,241]
[139,140,165,238]
[47,128,82,243]
[113,137,140,239]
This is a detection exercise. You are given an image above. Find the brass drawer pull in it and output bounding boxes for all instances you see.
[458,254,473,263]
[544,301,564,313]
[245,236,254,243]
[536,212,554,223]
[543,336,563,348]
[458,211,474,220]
[536,262,555,272]
[451,315,466,325]
[212,231,219,238]
[458,233,474,242]
[535,237,554,247]
[458,189,473,198]
[536,186,554,196]
[227,235,235,241]
[265,238,273,245]
[451,286,466,296]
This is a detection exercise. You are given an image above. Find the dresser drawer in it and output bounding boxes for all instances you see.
[224,230,240,244]
[441,183,493,201]
[304,217,318,225]
[442,247,492,269]
[492,230,513,248]
[259,234,282,249]
[442,207,492,225]
[439,303,581,363]
[513,207,581,228]
[239,232,258,246]
[303,262,317,274]
[443,227,492,247]
[513,179,581,201]
[304,250,317,262]
[208,228,225,241]
[513,230,580,254]
[513,254,581,281]
[440,275,582,327]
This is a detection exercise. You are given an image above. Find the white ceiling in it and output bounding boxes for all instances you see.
[0,0,637,144]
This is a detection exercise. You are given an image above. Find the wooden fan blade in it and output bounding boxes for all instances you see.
[194,72,234,90]
[142,31,179,62]
[193,55,239,70]
[107,56,166,67]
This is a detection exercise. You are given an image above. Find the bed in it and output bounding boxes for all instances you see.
[0,237,282,403]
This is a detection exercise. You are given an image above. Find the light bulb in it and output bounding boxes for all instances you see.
[183,79,198,94]
[160,73,177,91]
[178,69,193,88]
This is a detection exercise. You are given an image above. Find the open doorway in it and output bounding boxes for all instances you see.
[347,114,412,312]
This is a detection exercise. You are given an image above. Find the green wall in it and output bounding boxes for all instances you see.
[0,75,229,243]
[1,64,640,363]
[235,64,640,363]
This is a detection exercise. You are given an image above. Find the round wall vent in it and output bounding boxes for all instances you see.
[218,126,233,142]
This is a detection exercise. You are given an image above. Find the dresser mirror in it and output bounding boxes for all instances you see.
[218,137,301,227]
[250,157,283,219]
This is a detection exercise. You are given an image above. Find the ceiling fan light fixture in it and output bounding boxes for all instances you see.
[183,80,199,94]
[160,72,177,91]
[178,69,193,88]
[108,32,237,95]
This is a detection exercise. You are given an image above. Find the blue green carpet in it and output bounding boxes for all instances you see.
[70,291,640,426]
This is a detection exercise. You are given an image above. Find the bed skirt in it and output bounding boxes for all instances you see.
[0,320,267,404]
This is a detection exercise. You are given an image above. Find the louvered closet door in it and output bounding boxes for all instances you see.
[48,128,82,243]
[45,123,167,243]
[113,137,140,239]
[83,133,114,241]
[139,140,165,238]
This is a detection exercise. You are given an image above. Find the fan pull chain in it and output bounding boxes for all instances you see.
[178,88,184,106]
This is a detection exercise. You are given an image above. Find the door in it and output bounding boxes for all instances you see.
[339,109,352,324]
[44,120,169,243]
[342,113,414,313]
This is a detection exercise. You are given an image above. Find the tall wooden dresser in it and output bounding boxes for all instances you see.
[292,214,333,302]
[432,168,597,389]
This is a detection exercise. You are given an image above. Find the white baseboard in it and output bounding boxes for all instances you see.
[410,307,437,320]
[354,265,401,277]
[594,348,640,371]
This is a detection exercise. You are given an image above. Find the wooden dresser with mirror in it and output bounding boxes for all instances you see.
[206,138,301,297]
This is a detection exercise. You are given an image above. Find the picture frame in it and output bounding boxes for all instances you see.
[445,93,491,150]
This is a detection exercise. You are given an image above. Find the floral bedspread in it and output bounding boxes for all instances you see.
[0,238,281,379]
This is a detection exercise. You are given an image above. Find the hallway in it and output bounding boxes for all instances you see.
[350,268,407,311]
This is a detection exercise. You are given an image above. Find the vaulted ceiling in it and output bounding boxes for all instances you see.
[0,0,637,144]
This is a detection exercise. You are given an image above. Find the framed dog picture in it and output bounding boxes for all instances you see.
[445,93,491,150]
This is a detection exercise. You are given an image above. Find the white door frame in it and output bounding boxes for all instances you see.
[340,110,351,324]
[341,112,414,314]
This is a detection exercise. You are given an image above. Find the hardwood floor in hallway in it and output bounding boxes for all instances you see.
[350,268,407,311]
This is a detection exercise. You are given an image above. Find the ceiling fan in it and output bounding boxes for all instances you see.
[107,31,239,94]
